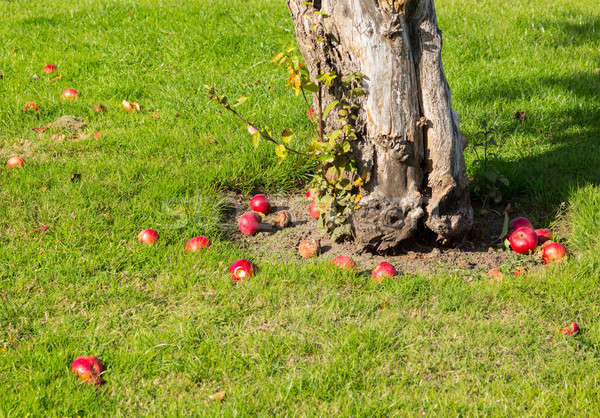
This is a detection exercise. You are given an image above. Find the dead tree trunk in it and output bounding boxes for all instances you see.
[288,0,473,251]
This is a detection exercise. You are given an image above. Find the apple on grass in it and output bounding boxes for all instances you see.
[184,236,211,253]
[6,156,24,168]
[372,262,397,282]
[137,229,158,245]
[238,212,261,235]
[508,227,538,254]
[508,217,534,235]
[330,256,357,271]
[61,88,78,101]
[560,322,579,336]
[42,64,56,74]
[535,228,553,244]
[541,242,567,264]
[229,259,255,281]
[71,356,104,385]
[250,194,271,215]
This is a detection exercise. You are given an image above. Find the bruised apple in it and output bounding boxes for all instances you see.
[6,156,24,168]
[71,356,104,385]
[229,259,255,281]
[61,88,78,101]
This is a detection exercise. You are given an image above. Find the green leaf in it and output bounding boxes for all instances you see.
[233,96,249,107]
[323,100,339,116]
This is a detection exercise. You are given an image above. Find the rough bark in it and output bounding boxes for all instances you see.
[288,0,473,251]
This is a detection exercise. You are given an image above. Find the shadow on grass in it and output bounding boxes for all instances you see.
[465,70,600,220]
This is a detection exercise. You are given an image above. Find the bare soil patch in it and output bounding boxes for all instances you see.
[222,193,520,277]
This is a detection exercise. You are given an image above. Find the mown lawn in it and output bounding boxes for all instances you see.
[1,0,600,415]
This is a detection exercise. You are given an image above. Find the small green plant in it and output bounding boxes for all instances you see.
[207,42,368,240]
[469,120,509,207]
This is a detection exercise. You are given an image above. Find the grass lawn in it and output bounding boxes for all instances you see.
[1,0,600,415]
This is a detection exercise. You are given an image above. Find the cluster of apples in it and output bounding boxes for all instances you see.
[506,216,567,263]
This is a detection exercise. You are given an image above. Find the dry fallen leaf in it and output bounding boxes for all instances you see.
[52,133,65,141]
[22,101,39,112]
[32,126,49,133]
[33,225,49,232]
[94,104,107,112]
[209,391,226,402]
[51,75,62,82]
[151,111,161,118]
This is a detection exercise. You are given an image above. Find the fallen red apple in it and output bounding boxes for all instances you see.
[122,100,133,111]
[487,268,504,281]
[508,227,538,254]
[238,212,261,235]
[560,322,579,336]
[137,229,158,245]
[541,242,567,264]
[71,356,104,385]
[22,101,39,112]
[535,228,553,244]
[372,261,397,282]
[61,88,78,101]
[184,236,211,253]
[306,189,316,200]
[309,202,321,220]
[508,217,534,235]
[42,64,57,74]
[330,255,357,271]
[6,156,24,168]
[229,259,255,281]
[250,194,271,215]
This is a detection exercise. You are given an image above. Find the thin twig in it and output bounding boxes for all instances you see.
[223,104,311,156]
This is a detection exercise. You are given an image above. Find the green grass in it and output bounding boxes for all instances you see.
[1,0,600,415]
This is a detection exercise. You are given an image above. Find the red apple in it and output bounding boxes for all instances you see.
[238,212,261,235]
[249,194,271,215]
[137,229,158,245]
[330,256,357,271]
[229,259,255,281]
[508,227,538,254]
[184,236,211,253]
[309,202,321,220]
[560,322,579,336]
[541,242,567,264]
[508,217,534,235]
[71,356,104,385]
[372,261,397,282]
[535,228,553,244]
[61,88,78,101]
[42,64,56,74]
[6,156,24,168]
[487,268,504,281]
[306,189,316,200]
[122,100,133,111]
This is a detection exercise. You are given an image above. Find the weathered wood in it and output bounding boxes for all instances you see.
[288,0,473,251]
